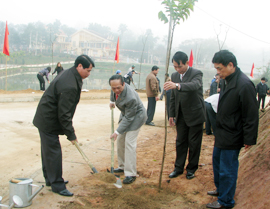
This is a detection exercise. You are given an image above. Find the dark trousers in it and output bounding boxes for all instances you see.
[37,74,45,90]
[205,101,217,135]
[175,113,203,173]
[38,129,66,192]
[146,97,156,124]
[213,147,240,208]
[258,94,266,109]
[124,77,130,85]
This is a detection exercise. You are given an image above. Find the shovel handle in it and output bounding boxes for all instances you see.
[111,109,115,173]
[74,141,98,173]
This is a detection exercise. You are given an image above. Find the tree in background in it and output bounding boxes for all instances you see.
[88,23,114,39]
[179,38,225,68]
[214,23,229,50]
[118,24,128,37]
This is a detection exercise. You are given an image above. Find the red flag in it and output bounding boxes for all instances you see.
[189,50,193,67]
[115,37,119,63]
[250,63,254,78]
[3,21,10,56]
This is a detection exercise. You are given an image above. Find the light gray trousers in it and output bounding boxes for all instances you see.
[117,128,140,176]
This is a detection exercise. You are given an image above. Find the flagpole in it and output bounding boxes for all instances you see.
[5,55,7,91]
[113,60,115,75]
[113,37,119,75]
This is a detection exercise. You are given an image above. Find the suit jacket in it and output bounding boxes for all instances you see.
[110,84,147,134]
[33,66,82,141]
[170,67,205,126]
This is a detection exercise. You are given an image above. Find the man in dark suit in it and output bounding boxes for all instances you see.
[109,75,147,184]
[33,55,95,196]
[164,51,205,180]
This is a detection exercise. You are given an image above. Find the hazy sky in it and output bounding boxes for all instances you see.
[2,0,270,73]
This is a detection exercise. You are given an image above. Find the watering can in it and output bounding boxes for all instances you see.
[9,178,44,208]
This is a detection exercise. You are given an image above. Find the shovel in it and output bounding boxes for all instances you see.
[108,108,122,188]
[74,141,98,174]
[110,108,115,174]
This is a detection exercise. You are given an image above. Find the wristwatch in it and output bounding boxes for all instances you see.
[175,83,179,89]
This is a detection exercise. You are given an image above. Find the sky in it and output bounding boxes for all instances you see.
[2,0,270,74]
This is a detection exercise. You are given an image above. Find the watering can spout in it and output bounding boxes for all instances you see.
[28,185,44,202]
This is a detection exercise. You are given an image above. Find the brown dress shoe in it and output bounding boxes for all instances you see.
[206,201,230,208]
[207,189,219,196]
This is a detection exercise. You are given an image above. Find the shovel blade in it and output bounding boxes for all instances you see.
[114,178,122,188]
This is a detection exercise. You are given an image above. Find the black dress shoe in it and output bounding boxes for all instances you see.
[206,200,232,208]
[57,189,73,197]
[145,122,155,126]
[207,189,219,196]
[114,168,124,173]
[46,180,69,186]
[186,172,195,179]
[123,176,136,184]
[169,171,183,178]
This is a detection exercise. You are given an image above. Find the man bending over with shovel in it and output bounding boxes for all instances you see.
[109,74,147,184]
[33,55,95,196]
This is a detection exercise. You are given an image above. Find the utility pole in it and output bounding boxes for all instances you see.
[50,28,56,80]
[35,31,38,56]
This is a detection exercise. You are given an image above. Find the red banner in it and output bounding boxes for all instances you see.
[189,50,193,67]
[250,63,254,78]
[115,37,119,63]
[3,21,9,56]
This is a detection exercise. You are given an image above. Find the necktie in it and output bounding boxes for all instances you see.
[116,94,119,100]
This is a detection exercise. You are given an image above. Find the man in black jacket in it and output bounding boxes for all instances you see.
[33,55,95,196]
[206,50,258,209]
[256,77,269,109]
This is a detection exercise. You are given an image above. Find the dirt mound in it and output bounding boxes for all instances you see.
[58,126,215,209]
[235,109,270,208]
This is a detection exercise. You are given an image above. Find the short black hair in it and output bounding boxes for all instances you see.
[261,77,266,81]
[212,50,237,67]
[151,65,159,71]
[109,74,124,85]
[47,67,51,72]
[75,54,95,68]
[172,51,188,65]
